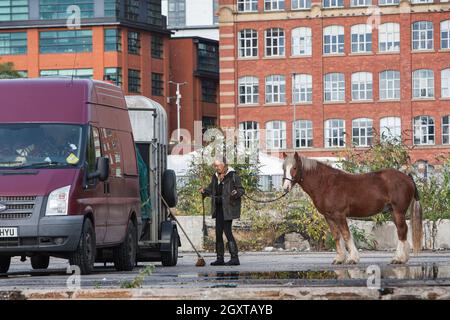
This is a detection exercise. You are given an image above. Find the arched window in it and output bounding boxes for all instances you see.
[291,27,312,56]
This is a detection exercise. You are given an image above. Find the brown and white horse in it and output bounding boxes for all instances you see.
[282,152,423,265]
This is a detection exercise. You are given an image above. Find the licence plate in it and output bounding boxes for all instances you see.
[0,227,18,238]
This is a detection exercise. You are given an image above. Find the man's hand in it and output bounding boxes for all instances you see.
[231,189,239,199]
[199,187,205,194]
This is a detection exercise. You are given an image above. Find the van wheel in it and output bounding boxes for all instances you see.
[161,229,178,267]
[69,219,96,275]
[31,255,50,270]
[113,220,137,272]
[162,170,178,208]
[0,256,11,274]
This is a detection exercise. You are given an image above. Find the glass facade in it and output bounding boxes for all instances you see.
[151,35,163,58]
[168,0,186,28]
[104,0,119,17]
[127,31,140,54]
[201,79,217,103]
[151,72,163,96]
[104,67,122,86]
[197,42,219,73]
[40,0,94,20]
[148,0,162,26]
[128,69,141,93]
[0,32,27,55]
[40,68,93,79]
[39,30,92,53]
[125,0,140,21]
[0,0,28,21]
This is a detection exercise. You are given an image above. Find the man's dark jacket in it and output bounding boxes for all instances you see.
[203,168,245,221]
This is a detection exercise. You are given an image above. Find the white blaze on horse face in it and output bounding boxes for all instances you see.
[283,163,293,191]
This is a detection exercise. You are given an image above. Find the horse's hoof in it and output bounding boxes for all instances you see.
[332,259,344,265]
[390,259,405,265]
[346,259,358,265]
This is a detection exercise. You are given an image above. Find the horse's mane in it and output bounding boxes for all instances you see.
[300,156,337,173]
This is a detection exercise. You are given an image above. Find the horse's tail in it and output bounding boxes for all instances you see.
[408,174,422,254]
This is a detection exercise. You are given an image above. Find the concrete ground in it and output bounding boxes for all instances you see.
[2,251,450,299]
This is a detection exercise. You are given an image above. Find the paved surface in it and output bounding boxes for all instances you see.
[2,251,450,299]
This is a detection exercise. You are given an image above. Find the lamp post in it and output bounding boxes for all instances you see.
[169,81,187,142]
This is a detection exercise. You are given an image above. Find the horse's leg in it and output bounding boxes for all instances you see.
[391,210,410,264]
[336,216,360,264]
[325,217,347,265]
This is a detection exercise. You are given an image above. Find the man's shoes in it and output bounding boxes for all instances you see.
[225,257,240,266]
[210,257,225,266]
[225,241,240,266]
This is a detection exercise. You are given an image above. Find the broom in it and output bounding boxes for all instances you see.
[159,192,206,267]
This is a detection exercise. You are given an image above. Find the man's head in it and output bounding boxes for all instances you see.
[213,157,227,174]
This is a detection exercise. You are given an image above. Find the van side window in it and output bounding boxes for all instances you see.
[87,127,101,172]
[100,128,123,178]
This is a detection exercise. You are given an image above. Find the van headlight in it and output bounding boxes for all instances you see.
[45,186,70,216]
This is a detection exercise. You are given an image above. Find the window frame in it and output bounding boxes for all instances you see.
[266,120,287,150]
[413,115,435,145]
[352,118,374,147]
[238,76,259,105]
[324,119,346,148]
[265,75,286,104]
[324,73,345,102]
[265,28,285,57]
[323,25,345,55]
[293,120,313,148]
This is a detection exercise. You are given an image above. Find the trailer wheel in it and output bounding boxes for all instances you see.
[161,229,178,267]
[0,256,11,274]
[69,218,96,275]
[31,255,50,270]
[162,169,177,208]
[113,220,137,272]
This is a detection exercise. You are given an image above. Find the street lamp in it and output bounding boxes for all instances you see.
[169,81,187,142]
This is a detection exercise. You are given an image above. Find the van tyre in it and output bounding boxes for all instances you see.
[69,218,96,275]
[162,169,177,208]
[0,256,11,274]
[31,255,50,270]
[113,220,137,272]
[161,229,178,267]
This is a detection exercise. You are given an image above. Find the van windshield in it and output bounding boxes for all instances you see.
[0,124,84,169]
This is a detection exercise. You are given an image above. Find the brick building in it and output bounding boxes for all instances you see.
[0,0,173,129]
[168,37,219,142]
[217,0,450,164]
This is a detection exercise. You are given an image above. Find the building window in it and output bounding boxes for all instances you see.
[197,42,219,72]
[442,68,450,98]
[379,70,400,100]
[128,69,141,93]
[147,0,162,26]
[239,121,259,150]
[380,117,401,142]
[324,73,345,102]
[125,0,140,20]
[351,24,372,53]
[0,0,28,21]
[323,25,344,54]
[17,70,28,78]
[265,75,286,104]
[441,20,450,50]
[265,28,285,57]
[412,21,433,51]
[128,31,140,55]
[292,0,311,9]
[104,67,123,86]
[413,69,434,99]
[378,0,399,4]
[411,0,433,3]
[293,120,313,148]
[39,30,92,53]
[379,23,400,52]
[237,0,258,12]
[0,32,27,55]
[168,0,185,27]
[323,0,344,8]
[443,115,450,144]
[40,0,94,19]
[351,72,373,101]
[201,79,217,103]
[413,116,435,145]
[213,0,219,25]
[351,0,371,6]
[239,76,259,104]
[352,118,373,147]
[265,0,284,11]
[104,0,119,16]
[151,35,164,58]
[292,74,312,103]
[40,68,93,79]
[291,27,312,56]
[266,121,286,149]
[238,29,258,58]
[151,73,164,96]
[325,119,345,148]
[104,29,121,52]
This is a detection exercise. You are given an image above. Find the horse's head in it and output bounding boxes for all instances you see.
[282,152,301,192]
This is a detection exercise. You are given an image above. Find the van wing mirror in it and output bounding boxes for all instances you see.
[88,157,109,182]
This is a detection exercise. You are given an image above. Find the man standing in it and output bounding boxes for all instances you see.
[200,158,245,266]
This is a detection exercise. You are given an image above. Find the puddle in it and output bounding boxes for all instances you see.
[195,263,450,282]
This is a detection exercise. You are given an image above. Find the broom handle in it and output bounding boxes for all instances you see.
[159,193,203,258]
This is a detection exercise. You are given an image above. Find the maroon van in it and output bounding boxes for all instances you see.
[0,78,141,275]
